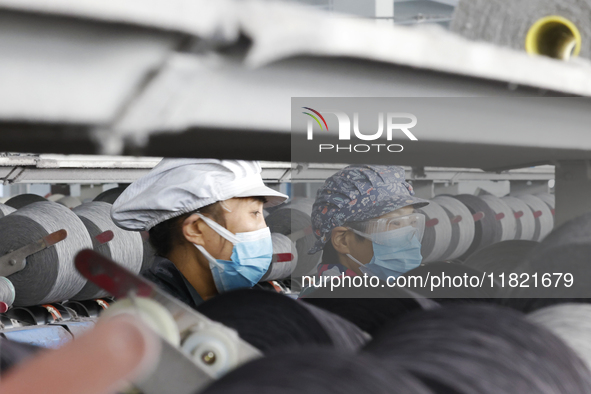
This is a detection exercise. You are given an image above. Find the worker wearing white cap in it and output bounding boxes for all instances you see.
[111,159,288,308]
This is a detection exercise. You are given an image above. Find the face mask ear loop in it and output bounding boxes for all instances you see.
[195,213,239,244]
[344,227,371,268]
[194,244,221,268]
[346,253,365,268]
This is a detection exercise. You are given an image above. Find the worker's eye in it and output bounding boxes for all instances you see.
[252,210,262,217]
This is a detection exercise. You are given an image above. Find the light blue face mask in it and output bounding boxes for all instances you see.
[194,213,272,293]
[347,225,423,280]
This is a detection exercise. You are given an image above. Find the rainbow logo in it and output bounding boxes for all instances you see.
[302,107,329,131]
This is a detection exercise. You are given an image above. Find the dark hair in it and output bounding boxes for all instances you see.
[148,202,223,257]
[148,196,268,258]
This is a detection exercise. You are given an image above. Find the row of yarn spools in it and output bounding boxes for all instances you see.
[263,192,555,283]
[0,190,299,309]
[0,188,148,309]
[417,192,554,263]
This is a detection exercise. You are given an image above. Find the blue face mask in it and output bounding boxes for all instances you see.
[194,213,272,293]
[347,226,423,280]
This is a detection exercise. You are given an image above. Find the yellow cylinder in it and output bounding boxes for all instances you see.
[525,15,582,60]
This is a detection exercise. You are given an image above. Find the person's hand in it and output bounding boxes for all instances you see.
[0,316,160,394]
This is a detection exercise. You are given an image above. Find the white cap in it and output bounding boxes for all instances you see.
[111,159,288,231]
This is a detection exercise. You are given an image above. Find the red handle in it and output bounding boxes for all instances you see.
[451,215,463,224]
[514,211,524,219]
[95,230,114,245]
[533,210,543,218]
[472,212,485,222]
[273,253,294,263]
[495,213,505,221]
[426,218,439,228]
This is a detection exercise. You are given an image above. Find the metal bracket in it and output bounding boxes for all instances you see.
[74,249,262,392]
[0,229,67,277]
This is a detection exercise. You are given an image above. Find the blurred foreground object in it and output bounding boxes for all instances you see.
[0,316,160,394]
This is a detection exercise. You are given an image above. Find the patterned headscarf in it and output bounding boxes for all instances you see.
[309,165,429,253]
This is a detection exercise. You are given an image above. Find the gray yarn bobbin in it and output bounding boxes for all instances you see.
[432,195,475,261]
[502,196,537,241]
[262,233,298,282]
[528,303,591,372]
[536,193,556,211]
[56,196,82,209]
[72,201,143,300]
[453,194,501,260]
[5,194,47,209]
[479,194,517,241]
[517,195,554,242]
[0,276,16,307]
[416,200,452,263]
[0,203,15,217]
[0,201,92,306]
[266,208,320,278]
[451,0,591,60]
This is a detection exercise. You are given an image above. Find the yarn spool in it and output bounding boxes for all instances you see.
[301,286,426,335]
[71,202,143,300]
[46,194,65,202]
[286,197,316,216]
[0,201,92,306]
[501,196,536,241]
[416,200,452,263]
[452,194,501,261]
[431,196,475,260]
[56,196,82,209]
[0,277,16,307]
[201,349,434,394]
[365,304,591,394]
[265,208,321,290]
[0,203,15,217]
[479,195,517,241]
[261,233,298,282]
[196,289,367,353]
[528,304,591,371]
[5,194,47,209]
[298,302,371,352]
[203,348,433,394]
[504,211,591,301]
[517,195,554,241]
[463,240,539,277]
[536,193,556,213]
[451,0,588,61]
[93,186,128,204]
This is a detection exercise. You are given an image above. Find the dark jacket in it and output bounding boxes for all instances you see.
[142,256,204,309]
